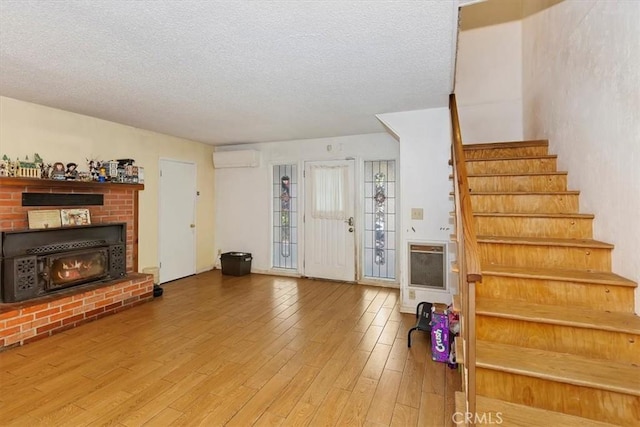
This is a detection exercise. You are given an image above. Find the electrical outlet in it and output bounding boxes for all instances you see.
[411,208,423,220]
[409,289,416,300]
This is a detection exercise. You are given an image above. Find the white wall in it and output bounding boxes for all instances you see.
[522,0,640,314]
[455,0,524,143]
[377,108,455,312]
[0,96,216,274]
[214,133,399,278]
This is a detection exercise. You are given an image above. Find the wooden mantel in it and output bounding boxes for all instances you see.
[0,177,144,191]
[0,177,144,271]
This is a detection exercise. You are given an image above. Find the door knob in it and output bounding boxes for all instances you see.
[348,227,354,232]
[345,217,354,226]
[190,224,195,228]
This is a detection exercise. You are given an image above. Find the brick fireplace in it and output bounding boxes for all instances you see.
[0,177,153,349]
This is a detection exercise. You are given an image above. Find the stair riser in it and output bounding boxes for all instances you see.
[478,243,611,271]
[464,146,549,159]
[468,174,567,192]
[476,369,639,425]
[478,276,635,312]
[470,194,579,214]
[466,158,557,174]
[474,216,593,239]
[477,316,640,364]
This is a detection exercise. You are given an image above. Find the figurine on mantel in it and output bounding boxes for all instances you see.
[1,155,16,177]
[0,156,8,177]
[65,162,78,180]
[40,163,52,179]
[87,159,101,181]
[51,162,66,180]
[1,154,143,183]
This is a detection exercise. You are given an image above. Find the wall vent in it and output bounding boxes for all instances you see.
[409,243,446,290]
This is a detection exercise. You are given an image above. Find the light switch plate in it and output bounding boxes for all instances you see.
[411,208,424,220]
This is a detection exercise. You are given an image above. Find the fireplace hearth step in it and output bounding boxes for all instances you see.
[0,272,154,350]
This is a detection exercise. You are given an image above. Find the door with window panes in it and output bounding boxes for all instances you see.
[304,160,355,281]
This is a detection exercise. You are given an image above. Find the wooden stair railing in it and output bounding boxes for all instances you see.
[449,93,482,425]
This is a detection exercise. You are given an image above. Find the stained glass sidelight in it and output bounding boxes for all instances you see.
[273,164,297,269]
[280,175,291,257]
[364,160,396,279]
[374,172,386,265]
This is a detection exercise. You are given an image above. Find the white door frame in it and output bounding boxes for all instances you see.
[158,158,197,283]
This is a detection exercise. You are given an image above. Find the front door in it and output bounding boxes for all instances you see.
[159,159,197,283]
[304,160,355,281]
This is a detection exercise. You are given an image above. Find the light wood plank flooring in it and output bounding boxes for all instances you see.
[0,271,461,426]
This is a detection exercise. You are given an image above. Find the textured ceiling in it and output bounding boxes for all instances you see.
[0,1,457,145]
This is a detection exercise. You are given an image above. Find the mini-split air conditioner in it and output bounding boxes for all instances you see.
[212,150,260,168]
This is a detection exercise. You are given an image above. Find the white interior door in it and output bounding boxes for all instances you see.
[304,160,355,281]
[159,159,196,283]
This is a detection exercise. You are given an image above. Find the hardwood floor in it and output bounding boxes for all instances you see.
[0,271,461,426]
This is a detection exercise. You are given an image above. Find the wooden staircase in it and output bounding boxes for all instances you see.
[455,139,640,425]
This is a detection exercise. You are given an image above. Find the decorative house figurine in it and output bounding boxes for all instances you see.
[5,156,18,177]
[105,161,119,181]
[0,156,8,177]
[117,166,126,183]
[17,155,42,178]
[115,159,135,183]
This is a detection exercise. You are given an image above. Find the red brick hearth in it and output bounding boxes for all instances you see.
[0,273,153,349]
[0,177,152,350]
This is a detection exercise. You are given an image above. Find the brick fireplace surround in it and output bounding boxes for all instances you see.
[0,177,153,350]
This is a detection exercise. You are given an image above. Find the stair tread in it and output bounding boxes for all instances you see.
[474,212,594,219]
[463,139,549,151]
[476,235,614,249]
[469,190,580,195]
[477,341,640,396]
[468,171,568,177]
[476,297,640,334]
[481,265,637,287]
[466,154,557,162]
[459,393,618,427]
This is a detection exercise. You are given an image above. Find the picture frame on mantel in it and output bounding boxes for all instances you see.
[28,209,63,229]
[60,208,91,226]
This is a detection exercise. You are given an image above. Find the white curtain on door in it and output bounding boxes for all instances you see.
[310,165,348,220]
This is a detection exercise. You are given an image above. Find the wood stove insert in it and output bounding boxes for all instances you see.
[1,223,126,303]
